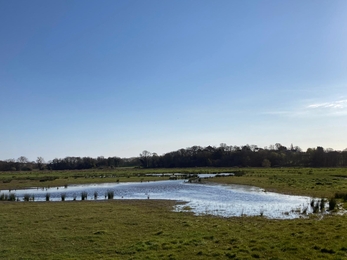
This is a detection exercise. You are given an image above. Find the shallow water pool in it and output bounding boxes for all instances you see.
[1,180,314,219]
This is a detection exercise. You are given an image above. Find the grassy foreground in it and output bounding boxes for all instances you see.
[1,200,347,260]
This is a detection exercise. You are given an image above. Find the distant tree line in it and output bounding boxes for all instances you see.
[0,156,131,171]
[1,143,347,171]
[138,143,347,168]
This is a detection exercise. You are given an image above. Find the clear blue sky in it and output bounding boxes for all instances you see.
[1,0,347,161]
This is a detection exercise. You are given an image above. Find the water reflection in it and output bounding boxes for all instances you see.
[1,180,313,219]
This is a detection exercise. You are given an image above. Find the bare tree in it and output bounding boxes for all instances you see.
[17,156,29,171]
[36,157,45,170]
[139,150,152,168]
[17,156,28,164]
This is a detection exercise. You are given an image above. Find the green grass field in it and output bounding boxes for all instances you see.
[1,167,347,259]
[210,167,347,198]
[1,200,347,260]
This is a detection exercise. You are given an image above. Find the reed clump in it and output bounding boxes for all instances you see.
[23,194,30,202]
[0,193,7,200]
[106,190,114,200]
[319,198,325,211]
[0,193,16,201]
[329,198,337,211]
[81,191,88,201]
[9,193,16,201]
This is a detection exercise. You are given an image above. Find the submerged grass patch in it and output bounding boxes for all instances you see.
[1,200,347,259]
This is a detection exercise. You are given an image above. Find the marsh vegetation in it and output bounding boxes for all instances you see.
[1,167,347,259]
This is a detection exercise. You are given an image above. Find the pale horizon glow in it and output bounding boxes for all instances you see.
[1,0,347,162]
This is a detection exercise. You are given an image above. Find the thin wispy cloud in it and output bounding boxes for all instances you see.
[262,99,347,118]
[307,99,347,109]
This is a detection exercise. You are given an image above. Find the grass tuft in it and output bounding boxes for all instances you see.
[23,194,30,202]
[106,190,114,200]
[9,193,16,201]
[0,193,16,201]
[329,197,337,211]
[319,198,325,211]
[81,191,88,201]
[0,193,8,200]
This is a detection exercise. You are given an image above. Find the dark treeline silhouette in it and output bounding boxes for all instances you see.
[0,156,128,171]
[47,156,123,170]
[140,143,347,168]
[1,143,347,171]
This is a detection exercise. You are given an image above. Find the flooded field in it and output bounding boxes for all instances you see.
[1,179,315,219]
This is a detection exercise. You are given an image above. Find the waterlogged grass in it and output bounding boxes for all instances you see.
[2,167,347,207]
[1,200,347,259]
[209,167,347,198]
[0,167,240,190]
[1,167,347,198]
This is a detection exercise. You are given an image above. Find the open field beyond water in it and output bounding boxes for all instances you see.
[1,167,347,259]
[2,167,347,198]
